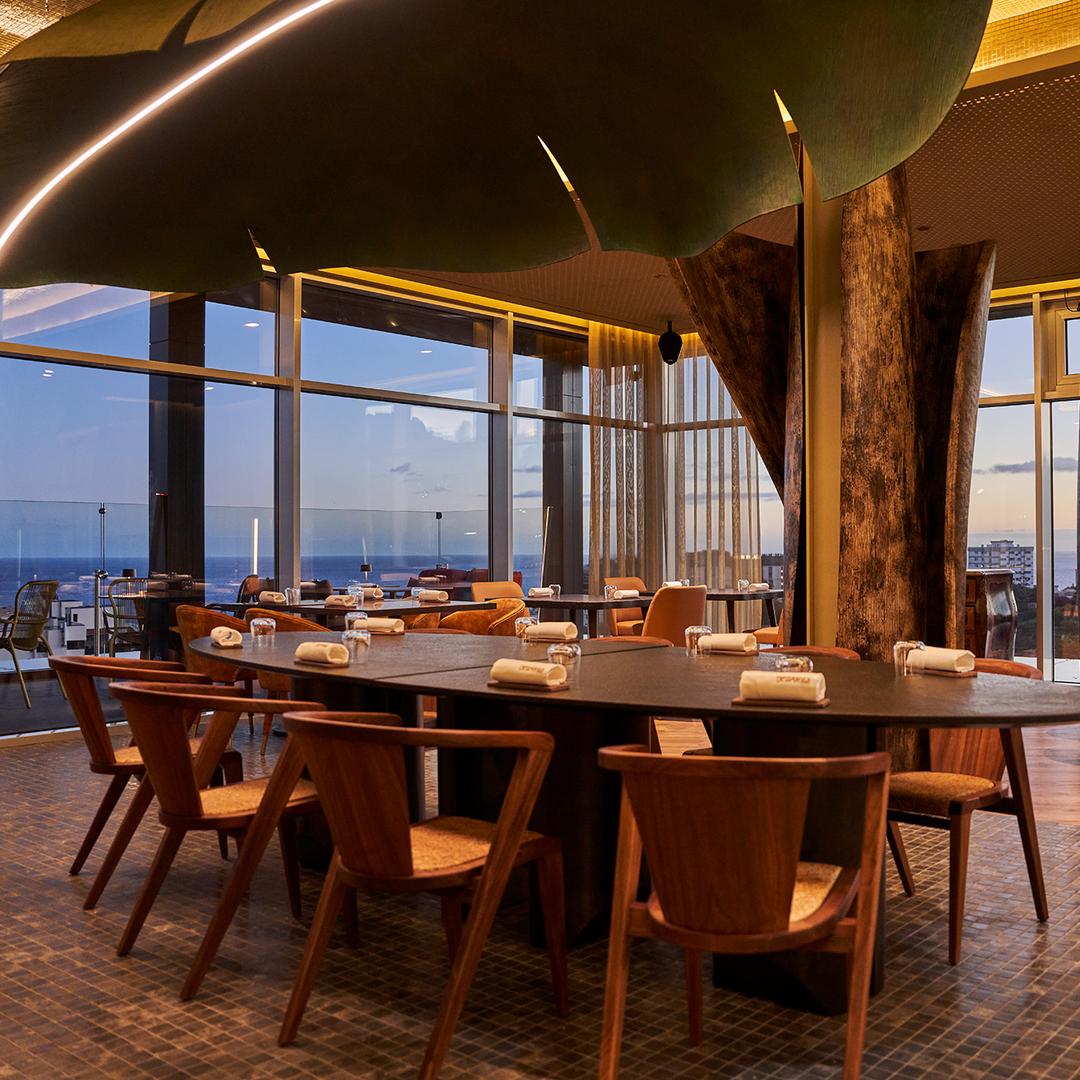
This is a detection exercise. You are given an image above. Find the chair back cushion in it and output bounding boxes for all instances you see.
[471,580,525,602]
[605,576,646,631]
[440,597,526,635]
[640,585,707,646]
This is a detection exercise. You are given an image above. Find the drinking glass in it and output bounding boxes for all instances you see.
[547,642,581,685]
[250,617,276,645]
[346,582,363,599]
[344,610,369,632]
[284,586,301,605]
[342,627,371,659]
[603,584,617,599]
[515,615,538,640]
[893,640,925,677]
[736,578,750,592]
[680,578,691,587]
[775,655,813,672]
[684,625,712,657]
[548,583,562,599]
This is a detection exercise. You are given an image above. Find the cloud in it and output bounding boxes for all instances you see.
[976,457,1078,474]
[389,462,413,474]
[514,464,543,474]
[514,489,544,499]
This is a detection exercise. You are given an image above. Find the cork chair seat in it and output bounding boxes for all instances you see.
[407,816,550,877]
[885,657,1047,964]
[192,777,320,831]
[49,655,244,912]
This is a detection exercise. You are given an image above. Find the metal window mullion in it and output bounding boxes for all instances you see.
[275,275,302,590]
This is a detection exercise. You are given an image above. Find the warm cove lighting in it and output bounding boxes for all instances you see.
[0,0,343,265]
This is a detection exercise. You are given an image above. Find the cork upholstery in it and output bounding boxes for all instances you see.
[889,771,1001,816]
[410,816,544,873]
[789,863,844,923]
[605,576,646,636]
[439,597,526,635]
[199,777,319,823]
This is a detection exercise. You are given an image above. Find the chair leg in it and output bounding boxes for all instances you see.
[84,774,155,910]
[278,816,302,920]
[886,820,916,896]
[214,751,244,859]
[244,678,255,733]
[684,950,703,1047]
[843,905,877,1079]
[1001,727,1049,922]
[535,849,569,1019]
[342,886,360,949]
[278,855,347,1046]
[40,638,66,700]
[9,645,30,708]
[70,773,129,875]
[260,714,274,756]
[440,891,464,963]
[948,812,972,965]
[117,827,186,956]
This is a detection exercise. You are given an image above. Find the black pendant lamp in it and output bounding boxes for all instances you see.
[659,321,683,365]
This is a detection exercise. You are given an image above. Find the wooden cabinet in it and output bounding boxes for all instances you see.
[964,569,1018,659]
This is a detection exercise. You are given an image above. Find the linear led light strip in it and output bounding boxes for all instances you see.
[0,0,343,262]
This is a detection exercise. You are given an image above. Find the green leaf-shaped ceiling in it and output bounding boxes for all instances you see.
[0,0,990,291]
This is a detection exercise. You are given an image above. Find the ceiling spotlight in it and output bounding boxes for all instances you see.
[420,348,433,354]
[659,321,683,365]
[244,321,260,328]
[42,368,53,377]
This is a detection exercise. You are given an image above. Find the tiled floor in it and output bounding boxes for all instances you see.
[2,729,1080,1078]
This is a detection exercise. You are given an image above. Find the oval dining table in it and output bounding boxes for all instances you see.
[180,632,1080,1013]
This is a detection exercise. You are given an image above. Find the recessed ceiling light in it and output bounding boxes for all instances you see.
[389,320,398,328]
[420,348,433,354]
[206,385,215,391]
[42,369,53,377]
[244,321,260,328]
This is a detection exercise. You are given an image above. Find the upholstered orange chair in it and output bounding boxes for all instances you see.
[754,610,784,647]
[639,586,706,646]
[176,605,258,734]
[243,608,330,754]
[401,611,441,629]
[604,576,647,636]
[440,597,526,635]
[885,657,1046,964]
[471,580,525,602]
[589,635,673,647]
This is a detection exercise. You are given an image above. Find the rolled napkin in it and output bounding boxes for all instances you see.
[417,589,449,602]
[528,586,554,598]
[699,632,757,654]
[907,646,976,674]
[747,582,771,593]
[294,641,350,666]
[359,585,384,598]
[418,576,442,584]
[662,580,685,588]
[523,621,579,643]
[489,658,567,688]
[258,590,286,604]
[738,669,827,703]
[323,594,358,608]
[366,617,406,635]
[210,626,242,648]
[612,589,640,599]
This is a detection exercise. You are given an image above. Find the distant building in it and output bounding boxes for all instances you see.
[761,553,785,590]
[967,539,1035,587]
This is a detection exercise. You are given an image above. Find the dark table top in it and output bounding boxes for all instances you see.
[188,635,1080,729]
[526,594,649,610]
[211,598,495,617]
[640,588,784,602]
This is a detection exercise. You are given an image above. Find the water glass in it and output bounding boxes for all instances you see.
[515,615,538,640]
[548,583,562,599]
[775,655,813,672]
[603,584,617,599]
[684,625,712,657]
[346,582,363,599]
[284,586,301,605]
[680,578,691,587]
[736,578,750,592]
[547,642,581,684]
[344,610,369,632]
[893,640,925,677]
[250,617,276,645]
[342,626,371,659]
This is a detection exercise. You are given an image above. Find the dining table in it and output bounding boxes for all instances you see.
[182,632,1080,1015]
[210,597,495,626]
[524,592,652,637]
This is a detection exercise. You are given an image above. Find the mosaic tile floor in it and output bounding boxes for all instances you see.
[2,729,1080,1079]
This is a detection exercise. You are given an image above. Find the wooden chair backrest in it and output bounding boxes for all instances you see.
[471,580,524,602]
[48,656,209,767]
[640,586,707,646]
[237,575,272,602]
[244,608,328,633]
[929,659,1040,781]
[283,711,553,881]
[599,746,889,936]
[109,682,324,820]
[605,576,646,631]
[176,605,249,682]
[773,645,861,661]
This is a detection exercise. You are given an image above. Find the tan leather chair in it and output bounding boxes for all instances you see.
[754,609,784,647]
[639,586,706,646]
[440,597,525,635]
[604,576,646,636]
[471,580,525,602]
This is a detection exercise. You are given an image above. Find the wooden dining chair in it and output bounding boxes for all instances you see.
[603,576,647,636]
[440,596,526,635]
[885,657,1047,964]
[244,607,330,754]
[107,682,325,961]
[49,655,244,905]
[176,604,258,733]
[470,580,525,602]
[639,585,707,646]
[277,711,568,1077]
[598,746,889,1079]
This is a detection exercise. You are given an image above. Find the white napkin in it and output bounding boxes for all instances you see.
[418,576,441,584]
[489,658,567,687]
[662,580,685,588]
[699,632,757,654]
[523,622,579,643]
[294,641,350,666]
[739,670,826,702]
[258,590,286,604]
[747,582,770,593]
[359,585,384,598]
[528,587,554,598]
[612,589,640,599]
[366,617,405,635]
[907,646,975,673]
[210,626,242,648]
[323,594,358,608]
[417,589,449,602]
